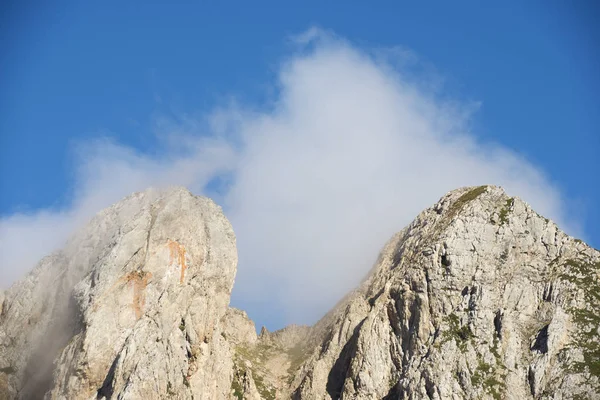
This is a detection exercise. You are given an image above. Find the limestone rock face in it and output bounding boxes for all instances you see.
[289,186,600,399]
[1,185,599,400]
[0,187,238,399]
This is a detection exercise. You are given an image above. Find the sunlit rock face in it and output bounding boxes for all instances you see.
[0,187,238,399]
[289,186,600,400]
[1,185,598,399]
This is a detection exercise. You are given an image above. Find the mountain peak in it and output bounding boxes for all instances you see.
[0,187,237,399]
[1,186,598,399]
[292,184,599,399]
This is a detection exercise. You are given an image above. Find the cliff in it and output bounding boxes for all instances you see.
[1,185,598,399]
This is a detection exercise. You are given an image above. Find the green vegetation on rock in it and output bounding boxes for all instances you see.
[470,358,506,400]
[439,313,474,352]
[231,372,244,400]
[232,340,306,400]
[447,186,488,220]
[498,198,514,226]
[559,259,600,379]
[287,343,310,383]
[233,343,277,399]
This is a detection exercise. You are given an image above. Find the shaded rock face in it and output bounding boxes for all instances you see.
[0,187,238,399]
[1,185,599,400]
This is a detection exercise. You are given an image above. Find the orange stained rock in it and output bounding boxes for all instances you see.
[167,239,187,284]
[122,270,152,319]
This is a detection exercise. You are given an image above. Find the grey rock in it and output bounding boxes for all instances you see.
[0,187,237,399]
[290,185,600,399]
[1,185,599,400]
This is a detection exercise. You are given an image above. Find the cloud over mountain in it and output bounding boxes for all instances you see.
[0,29,575,329]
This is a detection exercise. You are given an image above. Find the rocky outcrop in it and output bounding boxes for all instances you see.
[1,185,598,399]
[222,185,599,400]
[0,187,238,399]
[223,308,258,345]
[288,185,600,399]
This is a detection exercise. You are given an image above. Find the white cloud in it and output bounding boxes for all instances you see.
[0,29,577,329]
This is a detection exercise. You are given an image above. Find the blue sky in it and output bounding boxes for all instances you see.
[1,1,599,329]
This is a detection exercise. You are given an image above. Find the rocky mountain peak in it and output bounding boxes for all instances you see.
[1,185,598,399]
[0,187,238,399]
[290,185,600,399]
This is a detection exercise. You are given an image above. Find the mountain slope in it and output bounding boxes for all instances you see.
[287,185,599,399]
[1,185,598,399]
